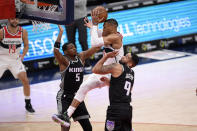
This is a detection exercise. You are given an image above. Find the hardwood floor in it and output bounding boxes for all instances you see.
[0,51,197,131]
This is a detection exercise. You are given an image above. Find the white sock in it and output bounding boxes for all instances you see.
[25,96,30,100]
[67,106,76,117]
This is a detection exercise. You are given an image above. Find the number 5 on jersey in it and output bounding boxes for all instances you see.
[76,73,80,81]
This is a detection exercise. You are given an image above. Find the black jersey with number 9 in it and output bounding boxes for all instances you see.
[109,64,134,105]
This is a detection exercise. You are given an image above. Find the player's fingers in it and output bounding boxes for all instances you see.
[92,9,95,16]
[84,17,88,24]
[114,51,119,56]
[95,9,99,16]
[91,10,93,18]
[98,17,104,23]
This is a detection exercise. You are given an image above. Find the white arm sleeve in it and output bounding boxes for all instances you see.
[91,26,104,47]
[98,29,103,37]
[90,26,103,37]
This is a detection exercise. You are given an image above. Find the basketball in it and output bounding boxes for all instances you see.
[93,6,108,23]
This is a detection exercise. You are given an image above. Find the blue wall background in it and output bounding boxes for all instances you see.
[21,0,197,61]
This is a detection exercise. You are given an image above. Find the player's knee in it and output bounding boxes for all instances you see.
[18,73,29,84]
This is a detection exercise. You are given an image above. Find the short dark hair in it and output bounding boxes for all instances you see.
[104,18,118,27]
[131,53,139,66]
[62,42,73,51]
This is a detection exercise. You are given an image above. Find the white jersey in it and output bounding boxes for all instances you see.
[0,26,23,59]
[0,26,25,79]
[74,33,125,102]
[103,44,124,65]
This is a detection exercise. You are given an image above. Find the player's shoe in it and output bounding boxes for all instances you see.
[25,103,35,113]
[25,99,35,113]
[52,112,71,127]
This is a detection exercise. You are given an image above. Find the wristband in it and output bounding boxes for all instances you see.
[54,42,60,49]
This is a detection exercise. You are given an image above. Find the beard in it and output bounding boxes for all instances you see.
[10,23,18,28]
[119,60,125,65]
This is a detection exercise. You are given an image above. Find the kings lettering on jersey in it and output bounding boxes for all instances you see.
[69,67,84,72]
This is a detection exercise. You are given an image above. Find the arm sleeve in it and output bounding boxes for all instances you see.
[90,26,104,47]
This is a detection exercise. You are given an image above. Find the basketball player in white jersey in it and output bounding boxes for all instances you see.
[52,9,124,127]
[0,18,35,113]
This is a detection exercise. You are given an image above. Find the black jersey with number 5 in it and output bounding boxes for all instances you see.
[60,56,84,94]
[109,64,134,105]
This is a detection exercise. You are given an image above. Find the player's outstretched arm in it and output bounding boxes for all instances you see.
[79,46,101,63]
[92,51,118,74]
[54,25,69,71]
[84,17,103,37]
[92,51,123,77]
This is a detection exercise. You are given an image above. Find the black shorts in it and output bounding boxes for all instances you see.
[56,91,90,121]
[105,104,132,131]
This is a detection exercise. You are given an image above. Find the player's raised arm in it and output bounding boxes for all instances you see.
[92,51,120,75]
[79,45,101,63]
[53,25,69,70]
[90,10,122,49]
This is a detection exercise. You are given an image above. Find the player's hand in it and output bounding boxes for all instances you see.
[100,76,110,86]
[104,51,119,58]
[84,17,93,28]
[19,54,25,61]
[58,25,64,33]
[91,9,104,25]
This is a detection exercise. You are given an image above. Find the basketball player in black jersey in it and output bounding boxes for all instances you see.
[52,25,101,131]
[92,51,139,131]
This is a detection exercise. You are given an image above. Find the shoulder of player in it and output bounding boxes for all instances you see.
[111,63,122,70]
[0,28,3,33]
[125,65,135,75]
[111,63,124,77]
[21,28,27,33]
[21,28,28,36]
[108,33,122,41]
[76,54,84,62]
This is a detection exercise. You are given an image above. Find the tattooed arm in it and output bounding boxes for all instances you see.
[92,51,122,77]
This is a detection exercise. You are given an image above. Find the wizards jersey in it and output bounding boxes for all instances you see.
[0,26,22,58]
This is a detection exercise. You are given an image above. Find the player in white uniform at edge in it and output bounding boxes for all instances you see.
[52,8,124,126]
[0,18,35,113]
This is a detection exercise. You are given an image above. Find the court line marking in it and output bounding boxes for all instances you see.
[0,121,197,127]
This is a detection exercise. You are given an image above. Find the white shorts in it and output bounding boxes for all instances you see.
[0,56,26,79]
[74,73,111,102]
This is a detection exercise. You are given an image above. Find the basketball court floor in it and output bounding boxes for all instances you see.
[0,46,197,131]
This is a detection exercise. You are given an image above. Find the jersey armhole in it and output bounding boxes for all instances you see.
[60,61,70,74]
[77,55,85,66]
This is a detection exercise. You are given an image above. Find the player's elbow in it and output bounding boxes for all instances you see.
[92,67,98,74]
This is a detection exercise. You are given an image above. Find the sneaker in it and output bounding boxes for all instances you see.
[25,103,35,113]
[52,112,70,127]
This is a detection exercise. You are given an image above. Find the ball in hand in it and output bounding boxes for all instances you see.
[93,6,108,23]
